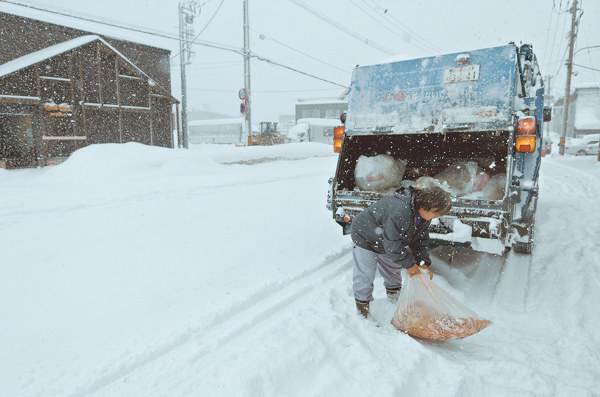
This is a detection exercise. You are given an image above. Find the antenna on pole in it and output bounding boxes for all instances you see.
[178,1,200,149]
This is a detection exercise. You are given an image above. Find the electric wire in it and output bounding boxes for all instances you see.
[360,0,445,53]
[171,0,225,60]
[0,0,243,55]
[1,0,347,88]
[288,0,396,55]
[250,28,351,75]
[252,54,348,88]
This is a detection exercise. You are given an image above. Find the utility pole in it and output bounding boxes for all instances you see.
[544,74,552,139]
[559,0,579,155]
[243,0,252,145]
[178,1,199,149]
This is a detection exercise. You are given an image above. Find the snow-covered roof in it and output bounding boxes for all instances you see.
[189,118,245,126]
[0,35,97,79]
[574,82,600,90]
[296,98,347,105]
[0,35,175,100]
[297,118,342,126]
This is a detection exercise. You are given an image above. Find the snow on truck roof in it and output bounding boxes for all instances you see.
[359,44,517,68]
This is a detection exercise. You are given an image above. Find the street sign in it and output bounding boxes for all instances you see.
[238,88,247,100]
[240,102,246,114]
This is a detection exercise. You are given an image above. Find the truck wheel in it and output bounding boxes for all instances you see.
[576,150,586,156]
[514,212,535,254]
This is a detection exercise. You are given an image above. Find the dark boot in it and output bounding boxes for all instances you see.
[355,299,369,318]
[386,287,401,302]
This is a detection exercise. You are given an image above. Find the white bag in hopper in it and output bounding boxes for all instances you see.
[433,161,481,197]
[355,155,406,192]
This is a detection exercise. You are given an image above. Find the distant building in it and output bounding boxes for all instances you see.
[295,98,347,123]
[293,95,347,145]
[0,11,178,168]
[289,117,341,144]
[188,118,244,144]
[186,108,244,144]
[550,84,600,138]
[572,85,600,137]
[278,114,296,135]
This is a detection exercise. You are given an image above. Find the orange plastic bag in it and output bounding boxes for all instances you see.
[391,274,491,340]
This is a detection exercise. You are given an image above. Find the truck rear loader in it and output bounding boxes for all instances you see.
[328,44,551,254]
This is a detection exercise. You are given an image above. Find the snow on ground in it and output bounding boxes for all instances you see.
[1,143,599,397]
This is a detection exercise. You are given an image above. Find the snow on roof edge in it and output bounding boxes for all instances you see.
[0,35,176,100]
[0,35,97,79]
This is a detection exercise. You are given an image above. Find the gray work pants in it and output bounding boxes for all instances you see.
[352,244,403,302]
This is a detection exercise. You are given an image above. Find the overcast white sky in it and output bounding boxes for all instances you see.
[2,0,599,123]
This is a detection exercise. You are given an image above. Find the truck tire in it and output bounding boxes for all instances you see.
[514,211,535,254]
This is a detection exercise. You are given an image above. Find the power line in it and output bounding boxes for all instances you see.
[250,28,351,75]
[572,63,600,72]
[171,0,225,60]
[188,87,343,93]
[359,0,444,53]
[1,0,243,55]
[288,0,396,55]
[2,0,347,88]
[252,53,348,88]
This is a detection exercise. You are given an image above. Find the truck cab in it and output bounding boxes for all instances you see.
[328,44,548,254]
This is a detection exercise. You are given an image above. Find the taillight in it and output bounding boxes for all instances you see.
[517,116,536,135]
[516,136,536,152]
[333,126,344,153]
[516,116,536,153]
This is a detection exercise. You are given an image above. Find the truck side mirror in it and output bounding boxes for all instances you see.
[340,112,347,124]
[543,106,552,122]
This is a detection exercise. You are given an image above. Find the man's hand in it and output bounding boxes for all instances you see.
[407,264,433,279]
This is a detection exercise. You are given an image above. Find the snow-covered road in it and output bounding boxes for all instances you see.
[1,143,599,396]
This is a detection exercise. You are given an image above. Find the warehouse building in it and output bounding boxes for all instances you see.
[0,11,178,168]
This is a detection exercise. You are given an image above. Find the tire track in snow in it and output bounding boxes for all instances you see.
[69,248,354,397]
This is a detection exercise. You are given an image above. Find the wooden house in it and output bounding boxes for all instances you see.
[0,11,179,168]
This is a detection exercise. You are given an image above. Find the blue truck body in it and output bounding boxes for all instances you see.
[329,44,547,254]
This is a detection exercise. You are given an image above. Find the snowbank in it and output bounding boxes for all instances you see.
[1,143,599,396]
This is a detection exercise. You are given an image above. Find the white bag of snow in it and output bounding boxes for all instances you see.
[478,173,506,200]
[433,161,481,197]
[355,154,406,192]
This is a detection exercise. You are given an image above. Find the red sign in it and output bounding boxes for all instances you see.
[238,89,247,100]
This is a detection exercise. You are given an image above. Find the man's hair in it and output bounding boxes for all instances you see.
[414,186,452,215]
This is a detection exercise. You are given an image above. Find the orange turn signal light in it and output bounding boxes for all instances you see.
[517,116,536,135]
[333,126,345,139]
[516,136,536,152]
[333,139,342,153]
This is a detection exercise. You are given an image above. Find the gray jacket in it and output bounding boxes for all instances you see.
[350,186,431,269]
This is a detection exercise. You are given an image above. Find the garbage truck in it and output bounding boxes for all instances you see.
[327,44,551,254]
